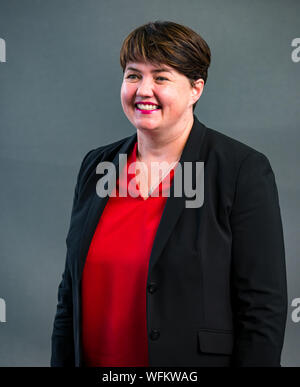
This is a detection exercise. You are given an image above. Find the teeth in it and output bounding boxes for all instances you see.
[136,104,160,110]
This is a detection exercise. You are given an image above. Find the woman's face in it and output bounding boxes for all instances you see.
[120,61,202,133]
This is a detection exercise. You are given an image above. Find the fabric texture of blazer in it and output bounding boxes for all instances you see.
[51,114,288,367]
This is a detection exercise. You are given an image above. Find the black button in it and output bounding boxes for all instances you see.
[149,329,160,340]
[147,282,157,294]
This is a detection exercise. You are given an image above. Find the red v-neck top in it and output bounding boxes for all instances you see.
[81,141,176,367]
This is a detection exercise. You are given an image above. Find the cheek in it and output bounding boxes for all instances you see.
[121,83,135,104]
[172,89,191,111]
[120,83,127,104]
[159,88,186,110]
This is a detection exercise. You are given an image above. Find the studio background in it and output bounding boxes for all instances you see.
[0,0,299,366]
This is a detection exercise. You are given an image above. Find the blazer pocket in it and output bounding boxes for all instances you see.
[197,329,234,355]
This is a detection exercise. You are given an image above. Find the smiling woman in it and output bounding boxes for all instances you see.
[121,61,203,134]
[51,21,287,367]
[120,22,209,138]
[119,22,210,196]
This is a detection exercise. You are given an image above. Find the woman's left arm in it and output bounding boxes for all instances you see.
[230,151,288,367]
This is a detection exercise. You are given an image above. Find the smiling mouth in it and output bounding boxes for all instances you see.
[135,103,162,111]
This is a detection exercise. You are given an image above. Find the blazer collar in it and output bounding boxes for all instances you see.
[77,114,207,282]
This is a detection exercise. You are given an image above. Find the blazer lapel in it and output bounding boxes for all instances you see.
[147,115,207,273]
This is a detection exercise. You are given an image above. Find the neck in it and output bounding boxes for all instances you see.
[136,114,194,163]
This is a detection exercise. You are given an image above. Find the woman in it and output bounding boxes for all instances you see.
[51,21,288,367]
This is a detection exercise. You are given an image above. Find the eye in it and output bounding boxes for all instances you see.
[126,74,139,80]
[125,74,168,82]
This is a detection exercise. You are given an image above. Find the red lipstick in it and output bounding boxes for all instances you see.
[134,101,161,114]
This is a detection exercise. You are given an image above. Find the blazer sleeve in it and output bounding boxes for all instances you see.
[230,152,288,367]
[50,149,94,367]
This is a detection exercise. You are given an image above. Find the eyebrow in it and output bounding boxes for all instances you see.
[125,66,172,74]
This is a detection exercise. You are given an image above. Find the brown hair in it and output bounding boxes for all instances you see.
[120,21,211,111]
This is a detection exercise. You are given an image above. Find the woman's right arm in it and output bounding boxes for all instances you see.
[50,149,95,367]
[50,253,74,366]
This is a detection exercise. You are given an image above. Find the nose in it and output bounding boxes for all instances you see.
[136,77,154,97]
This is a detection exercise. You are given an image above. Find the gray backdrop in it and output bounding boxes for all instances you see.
[0,0,299,366]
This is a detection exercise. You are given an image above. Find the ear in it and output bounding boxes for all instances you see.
[191,78,205,104]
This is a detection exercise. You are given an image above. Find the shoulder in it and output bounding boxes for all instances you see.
[205,125,264,159]
[82,134,135,166]
[196,123,277,205]
[79,132,134,171]
[202,124,272,174]
[72,133,135,193]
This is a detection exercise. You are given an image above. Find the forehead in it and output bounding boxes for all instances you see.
[125,61,174,73]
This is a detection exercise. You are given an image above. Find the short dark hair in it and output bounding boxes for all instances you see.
[120,21,211,111]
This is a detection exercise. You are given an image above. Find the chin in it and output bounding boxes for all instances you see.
[136,122,161,131]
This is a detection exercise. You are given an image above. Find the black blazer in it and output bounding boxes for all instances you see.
[51,115,288,367]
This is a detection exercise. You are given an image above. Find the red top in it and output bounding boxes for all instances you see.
[81,141,176,367]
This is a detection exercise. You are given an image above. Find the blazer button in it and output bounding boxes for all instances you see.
[149,329,160,340]
[147,282,157,294]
